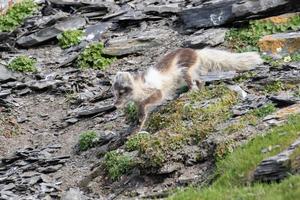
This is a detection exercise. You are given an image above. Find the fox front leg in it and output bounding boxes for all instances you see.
[136,89,162,131]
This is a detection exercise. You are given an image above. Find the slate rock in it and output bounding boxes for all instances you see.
[74,105,116,117]
[85,22,112,42]
[103,30,168,56]
[143,4,181,16]
[28,80,63,91]
[179,0,300,31]
[0,65,16,83]
[0,89,11,99]
[185,28,227,47]
[259,31,300,55]
[17,16,86,47]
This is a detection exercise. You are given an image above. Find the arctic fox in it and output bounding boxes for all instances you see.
[112,48,263,129]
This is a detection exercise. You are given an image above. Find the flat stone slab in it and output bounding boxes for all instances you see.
[258,31,300,55]
[103,30,168,56]
[179,0,299,30]
[17,16,86,48]
[185,28,227,47]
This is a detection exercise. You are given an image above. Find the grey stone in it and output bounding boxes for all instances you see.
[73,105,116,117]
[179,0,299,30]
[0,65,15,83]
[85,22,112,42]
[17,16,86,47]
[38,164,63,173]
[143,4,181,15]
[65,118,79,124]
[185,28,227,47]
[103,30,168,56]
[28,80,63,91]
[0,89,11,99]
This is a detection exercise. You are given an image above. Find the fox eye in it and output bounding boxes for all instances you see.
[119,89,125,95]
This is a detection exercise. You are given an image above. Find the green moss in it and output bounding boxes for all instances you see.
[215,138,235,159]
[77,42,115,70]
[8,55,37,72]
[124,102,139,123]
[104,150,135,180]
[223,122,246,135]
[79,131,97,151]
[250,103,277,118]
[0,0,37,32]
[141,85,238,167]
[226,15,300,52]
[264,81,284,93]
[125,131,150,152]
[57,29,84,49]
[233,71,257,83]
[170,115,300,200]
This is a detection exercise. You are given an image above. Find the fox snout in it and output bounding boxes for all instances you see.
[113,97,124,108]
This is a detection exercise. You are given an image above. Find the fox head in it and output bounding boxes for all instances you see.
[112,72,134,108]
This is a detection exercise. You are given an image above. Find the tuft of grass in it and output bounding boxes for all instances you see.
[0,0,38,32]
[77,42,115,70]
[104,150,135,180]
[250,103,277,118]
[262,53,300,68]
[264,81,284,93]
[8,55,37,72]
[125,131,150,152]
[170,115,300,200]
[124,101,139,123]
[57,29,84,49]
[233,71,257,83]
[79,131,97,151]
[226,15,300,52]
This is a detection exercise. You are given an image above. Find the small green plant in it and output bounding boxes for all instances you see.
[251,103,276,118]
[226,15,300,52]
[79,131,97,151]
[233,71,257,83]
[0,0,38,32]
[57,29,84,49]
[124,102,139,123]
[104,150,135,180]
[262,53,300,68]
[8,55,37,72]
[264,81,284,93]
[125,131,150,151]
[77,42,115,70]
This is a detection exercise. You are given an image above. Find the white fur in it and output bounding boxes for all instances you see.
[195,48,263,74]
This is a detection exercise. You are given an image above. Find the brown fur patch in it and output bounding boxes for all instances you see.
[155,49,182,72]
[155,48,198,72]
[142,89,163,108]
[177,48,198,69]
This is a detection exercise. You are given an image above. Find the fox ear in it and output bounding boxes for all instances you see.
[113,72,134,88]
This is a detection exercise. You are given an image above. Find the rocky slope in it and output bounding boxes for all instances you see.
[0,0,300,199]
